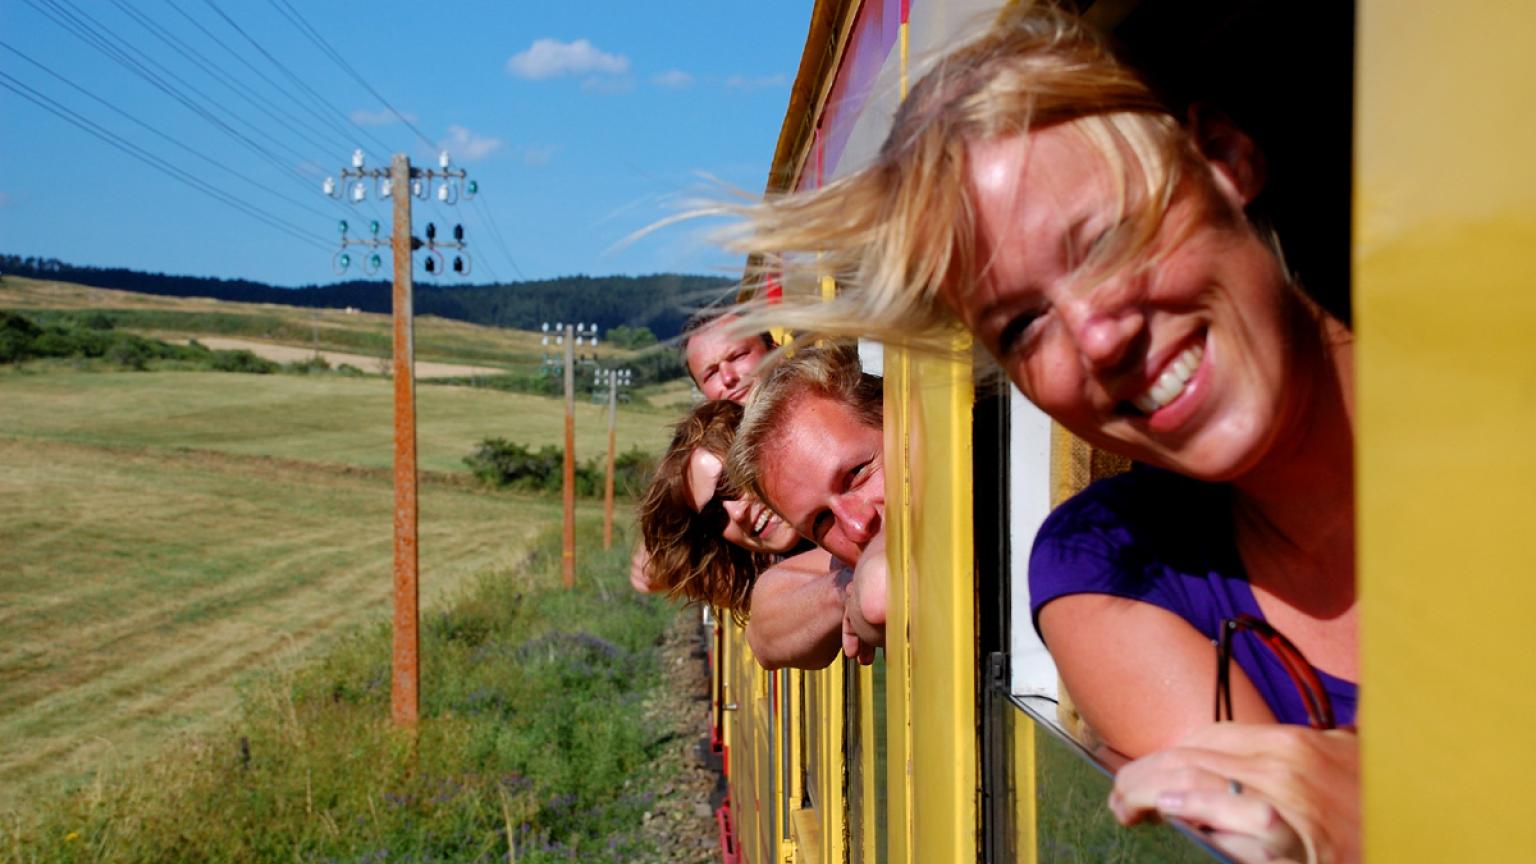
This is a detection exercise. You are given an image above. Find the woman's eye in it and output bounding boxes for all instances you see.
[1077,218,1129,268]
[996,311,1042,356]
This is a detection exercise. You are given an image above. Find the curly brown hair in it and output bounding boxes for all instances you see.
[638,400,768,618]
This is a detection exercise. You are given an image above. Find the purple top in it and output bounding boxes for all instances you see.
[1029,467,1357,728]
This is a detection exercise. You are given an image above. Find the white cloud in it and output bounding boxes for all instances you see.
[351,108,418,126]
[438,125,503,162]
[724,73,788,91]
[580,75,634,94]
[506,38,629,80]
[651,69,694,89]
[522,145,557,167]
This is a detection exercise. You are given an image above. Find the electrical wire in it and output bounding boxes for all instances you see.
[266,0,437,152]
[26,0,326,192]
[197,0,399,160]
[160,0,386,165]
[104,0,357,159]
[0,71,331,252]
[0,41,335,223]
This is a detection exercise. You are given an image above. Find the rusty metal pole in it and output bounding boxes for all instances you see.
[603,372,617,549]
[389,154,419,728]
[562,324,576,588]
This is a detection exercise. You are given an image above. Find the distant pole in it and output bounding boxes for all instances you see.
[562,323,576,588]
[389,153,419,728]
[603,372,618,549]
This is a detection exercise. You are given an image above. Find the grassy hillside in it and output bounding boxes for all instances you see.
[0,274,691,393]
[0,369,674,475]
[0,278,693,817]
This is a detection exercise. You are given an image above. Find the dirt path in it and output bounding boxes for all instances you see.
[191,336,507,379]
[636,608,726,864]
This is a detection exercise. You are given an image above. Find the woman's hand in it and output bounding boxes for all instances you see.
[1109,723,1360,864]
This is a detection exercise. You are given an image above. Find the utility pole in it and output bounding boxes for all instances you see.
[388,153,419,728]
[595,366,632,549]
[326,149,474,729]
[562,323,576,588]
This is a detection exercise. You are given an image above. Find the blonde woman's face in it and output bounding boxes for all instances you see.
[686,448,799,555]
[948,125,1302,482]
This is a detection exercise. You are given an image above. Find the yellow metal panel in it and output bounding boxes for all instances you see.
[855,664,877,863]
[1012,711,1038,863]
[883,346,916,864]
[1356,2,1536,861]
[906,347,978,862]
[815,660,847,864]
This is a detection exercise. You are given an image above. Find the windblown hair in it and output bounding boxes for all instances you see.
[716,3,1190,346]
[728,343,883,508]
[639,400,767,618]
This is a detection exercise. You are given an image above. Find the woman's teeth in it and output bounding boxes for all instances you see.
[753,509,772,535]
[1133,344,1204,414]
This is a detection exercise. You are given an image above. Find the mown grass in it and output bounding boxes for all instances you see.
[5,519,676,864]
[0,368,674,475]
[0,436,574,806]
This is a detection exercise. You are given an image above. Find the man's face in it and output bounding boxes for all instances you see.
[759,395,884,566]
[685,315,770,403]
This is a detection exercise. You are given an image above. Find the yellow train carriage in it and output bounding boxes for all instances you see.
[710,1,1536,862]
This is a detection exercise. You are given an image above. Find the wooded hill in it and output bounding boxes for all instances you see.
[0,255,737,341]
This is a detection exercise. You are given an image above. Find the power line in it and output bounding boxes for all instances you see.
[1,41,336,224]
[197,0,400,160]
[103,0,358,160]
[266,0,437,153]
[25,0,329,193]
[471,194,526,282]
[0,71,331,252]
[160,0,386,165]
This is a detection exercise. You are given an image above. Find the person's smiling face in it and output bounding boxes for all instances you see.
[947,122,1304,482]
[685,315,770,403]
[759,395,884,566]
[686,448,799,555]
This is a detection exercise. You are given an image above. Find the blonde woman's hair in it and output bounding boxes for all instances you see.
[728,343,883,509]
[716,3,1193,347]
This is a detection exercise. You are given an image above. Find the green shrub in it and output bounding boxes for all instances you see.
[284,354,331,375]
[209,349,278,374]
[465,439,656,498]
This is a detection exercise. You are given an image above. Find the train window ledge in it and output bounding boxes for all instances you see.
[1000,691,1234,863]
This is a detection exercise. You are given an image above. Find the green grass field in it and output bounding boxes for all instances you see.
[0,280,686,812]
[0,368,673,474]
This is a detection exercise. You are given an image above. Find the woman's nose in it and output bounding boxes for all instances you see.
[723,498,749,521]
[1062,278,1145,370]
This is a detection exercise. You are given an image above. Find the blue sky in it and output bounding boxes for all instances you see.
[0,1,812,287]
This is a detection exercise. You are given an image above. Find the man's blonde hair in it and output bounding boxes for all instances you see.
[717,3,1192,346]
[728,343,882,509]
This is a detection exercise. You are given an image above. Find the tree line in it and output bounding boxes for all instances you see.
[0,255,736,341]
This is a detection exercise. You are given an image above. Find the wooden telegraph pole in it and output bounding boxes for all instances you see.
[562,324,577,588]
[329,149,472,729]
[388,153,420,728]
[602,370,618,549]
